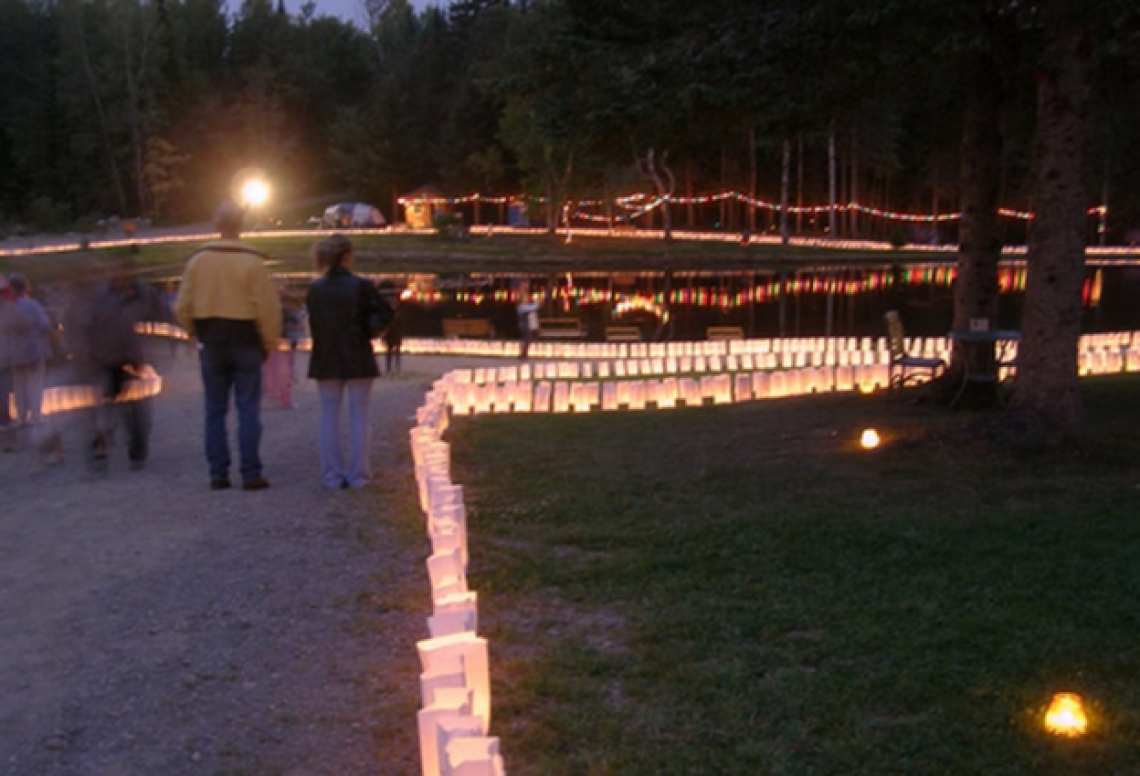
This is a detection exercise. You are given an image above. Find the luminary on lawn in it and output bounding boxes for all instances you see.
[552,381,570,413]
[860,428,881,449]
[601,382,618,411]
[1045,692,1088,737]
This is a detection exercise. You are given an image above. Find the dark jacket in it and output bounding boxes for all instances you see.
[83,279,171,367]
[305,267,390,380]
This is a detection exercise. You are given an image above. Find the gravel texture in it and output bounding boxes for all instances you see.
[1,342,469,776]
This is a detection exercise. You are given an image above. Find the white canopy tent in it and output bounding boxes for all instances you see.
[322,202,388,229]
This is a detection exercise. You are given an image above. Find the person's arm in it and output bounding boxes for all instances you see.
[143,283,174,323]
[28,300,53,337]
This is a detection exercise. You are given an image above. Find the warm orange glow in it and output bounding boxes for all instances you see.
[1045,692,1088,737]
[860,428,881,449]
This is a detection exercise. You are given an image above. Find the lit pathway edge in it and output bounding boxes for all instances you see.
[404,329,1140,776]
[78,328,1134,775]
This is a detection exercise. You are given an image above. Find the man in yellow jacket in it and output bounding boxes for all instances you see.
[175,202,281,491]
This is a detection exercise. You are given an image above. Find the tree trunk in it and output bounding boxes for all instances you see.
[795,134,803,236]
[952,31,1004,393]
[827,124,838,239]
[779,139,790,245]
[849,131,859,239]
[748,125,757,233]
[1011,1,1097,444]
[638,148,674,242]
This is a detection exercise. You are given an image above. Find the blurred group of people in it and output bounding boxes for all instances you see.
[0,258,171,472]
[3,202,408,492]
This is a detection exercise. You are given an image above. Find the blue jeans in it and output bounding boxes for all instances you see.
[199,344,264,481]
[316,378,374,489]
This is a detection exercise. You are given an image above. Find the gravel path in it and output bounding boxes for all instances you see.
[1,342,476,776]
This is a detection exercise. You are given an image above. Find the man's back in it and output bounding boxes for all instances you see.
[175,241,281,351]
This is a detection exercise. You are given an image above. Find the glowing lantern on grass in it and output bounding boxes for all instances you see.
[1045,692,1088,737]
[860,428,881,449]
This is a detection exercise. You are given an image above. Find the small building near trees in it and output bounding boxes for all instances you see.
[400,185,446,229]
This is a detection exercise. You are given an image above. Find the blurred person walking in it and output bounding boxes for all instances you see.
[80,256,171,472]
[262,287,299,410]
[8,273,53,454]
[175,202,281,491]
[0,276,28,452]
[516,285,540,359]
[304,234,392,489]
[378,281,404,377]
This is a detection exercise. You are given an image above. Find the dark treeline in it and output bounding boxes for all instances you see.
[1,0,1138,242]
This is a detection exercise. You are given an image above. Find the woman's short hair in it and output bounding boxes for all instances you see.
[315,233,353,270]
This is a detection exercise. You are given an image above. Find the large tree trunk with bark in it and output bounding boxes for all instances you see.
[951,31,1004,395]
[1010,0,1096,444]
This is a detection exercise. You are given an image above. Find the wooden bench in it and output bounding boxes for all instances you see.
[605,326,642,342]
[707,326,745,341]
[442,318,494,339]
[537,318,587,340]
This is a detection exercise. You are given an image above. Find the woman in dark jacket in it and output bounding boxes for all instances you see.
[305,234,391,488]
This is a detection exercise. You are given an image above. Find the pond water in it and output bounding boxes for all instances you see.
[346,261,1140,342]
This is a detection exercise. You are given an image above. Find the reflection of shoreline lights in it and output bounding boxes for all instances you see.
[399,265,1103,309]
[613,295,670,322]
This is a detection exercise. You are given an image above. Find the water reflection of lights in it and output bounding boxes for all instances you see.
[613,295,670,322]
[396,265,1102,310]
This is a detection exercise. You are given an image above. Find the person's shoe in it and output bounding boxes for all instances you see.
[129,460,146,471]
[210,477,232,490]
[242,476,270,491]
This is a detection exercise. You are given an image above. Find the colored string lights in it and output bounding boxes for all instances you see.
[397,190,1108,226]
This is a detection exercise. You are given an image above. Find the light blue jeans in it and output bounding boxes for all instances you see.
[316,378,375,489]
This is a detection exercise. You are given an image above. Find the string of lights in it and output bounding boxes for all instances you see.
[396,190,1108,225]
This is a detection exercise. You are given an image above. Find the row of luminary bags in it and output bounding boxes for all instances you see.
[408,382,504,776]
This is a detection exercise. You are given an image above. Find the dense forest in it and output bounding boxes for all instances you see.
[1,0,1138,243]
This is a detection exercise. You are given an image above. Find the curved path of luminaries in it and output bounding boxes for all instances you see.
[400,327,1138,776]
[78,325,1136,776]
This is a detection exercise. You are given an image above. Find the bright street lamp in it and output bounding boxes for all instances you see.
[241,178,271,209]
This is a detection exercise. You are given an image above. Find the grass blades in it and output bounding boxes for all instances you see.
[450,376,1140,775]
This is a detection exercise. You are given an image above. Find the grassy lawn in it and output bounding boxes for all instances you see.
[448,377,1140,775]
